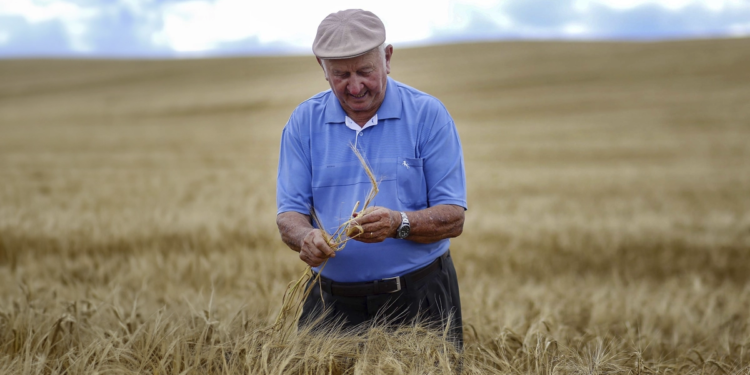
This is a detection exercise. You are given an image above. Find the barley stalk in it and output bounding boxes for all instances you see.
[270,143,380,338]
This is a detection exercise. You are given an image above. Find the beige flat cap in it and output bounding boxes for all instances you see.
[313,9,386,59]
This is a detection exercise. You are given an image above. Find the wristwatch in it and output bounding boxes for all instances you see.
[396,211,410,239]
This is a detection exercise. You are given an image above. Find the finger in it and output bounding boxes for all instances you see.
[300,251,322,267]
[306,244,331,263]
[357,211,387,226]
[351,233,372,243]
[356,207,382,222]
[311,234,336,257]
[358,231,385,243]
[316,240,336,258]
[306,230,335,257]
[360,220,390,235]
[372,231,388,242]
[360,206,377,216]
[304,244,325,261]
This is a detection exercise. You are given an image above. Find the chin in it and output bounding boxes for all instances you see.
[347,102,370,111]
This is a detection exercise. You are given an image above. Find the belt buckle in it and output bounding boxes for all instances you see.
[381,276,401,293]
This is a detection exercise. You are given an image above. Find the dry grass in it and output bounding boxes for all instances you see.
[1,38,750,374]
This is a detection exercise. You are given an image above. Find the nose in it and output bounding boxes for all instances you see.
[347,78,365,96]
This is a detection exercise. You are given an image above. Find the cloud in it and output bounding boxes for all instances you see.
[503,0,576,28]
[0,15,72,56]
[1,0,749,58]
[83,2,165,57]
[0,0,95,23]
[0,0,99,54]
[423,0,750,43]
[580,2,750,39]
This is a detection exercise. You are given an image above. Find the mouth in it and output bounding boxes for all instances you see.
[349,90,368,99]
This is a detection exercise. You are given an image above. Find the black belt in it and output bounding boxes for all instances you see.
[316,251,448,297]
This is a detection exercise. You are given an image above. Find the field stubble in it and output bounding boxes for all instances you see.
[1,39,750,374]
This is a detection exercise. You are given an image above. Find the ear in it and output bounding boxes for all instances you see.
[384,44,393,75]
[317,57,329,81]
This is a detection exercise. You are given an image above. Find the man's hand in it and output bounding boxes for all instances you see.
[277,205,464,262]
[299,229,336,267]
[277,212,337,267]
[350,206,399,243]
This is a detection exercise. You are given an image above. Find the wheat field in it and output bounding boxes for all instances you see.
[1,38,749,374]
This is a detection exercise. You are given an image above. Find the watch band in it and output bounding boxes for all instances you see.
[396,211,410,239]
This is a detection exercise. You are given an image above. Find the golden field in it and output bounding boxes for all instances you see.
[1,38,749,374]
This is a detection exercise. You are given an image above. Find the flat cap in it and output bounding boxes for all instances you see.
[313,9,386,59]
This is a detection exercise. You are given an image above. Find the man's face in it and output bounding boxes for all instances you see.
[318,45,393,120]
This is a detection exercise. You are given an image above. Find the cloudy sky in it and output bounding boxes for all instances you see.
[1,0,749,58]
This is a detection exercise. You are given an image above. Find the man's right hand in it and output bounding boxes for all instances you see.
[299,229,336,267]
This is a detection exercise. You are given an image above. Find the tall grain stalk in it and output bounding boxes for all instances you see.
[270,144,379,339]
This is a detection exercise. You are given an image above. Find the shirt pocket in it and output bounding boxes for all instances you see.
[396,157,427,208]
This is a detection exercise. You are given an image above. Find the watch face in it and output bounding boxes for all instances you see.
[398,226,410,239]
[397,212,410,239]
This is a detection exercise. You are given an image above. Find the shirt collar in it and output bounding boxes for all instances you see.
[345,114,377,132]
[323,77,402,124]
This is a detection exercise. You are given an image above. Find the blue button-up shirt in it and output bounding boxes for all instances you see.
[277,77,467,282]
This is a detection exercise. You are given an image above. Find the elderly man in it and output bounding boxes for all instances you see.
[276,9,467,347]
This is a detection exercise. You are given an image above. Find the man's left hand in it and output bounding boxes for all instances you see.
[350,206,399,243]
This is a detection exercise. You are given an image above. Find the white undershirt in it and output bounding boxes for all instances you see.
[345,114,378,148]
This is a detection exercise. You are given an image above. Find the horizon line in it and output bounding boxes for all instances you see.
[2,34,747,61]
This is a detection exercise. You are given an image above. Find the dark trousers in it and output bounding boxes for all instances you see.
[299,250,463,350]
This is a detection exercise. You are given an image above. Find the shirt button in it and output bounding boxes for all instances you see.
[359,133,363,137]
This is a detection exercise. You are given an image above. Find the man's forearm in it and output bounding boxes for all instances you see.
[401,204,464,244]
[280,205,464,249]
[276,211,315,252]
